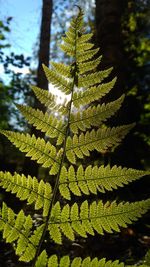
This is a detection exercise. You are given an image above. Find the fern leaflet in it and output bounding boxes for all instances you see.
[0,172,52,216]
[59,165,150,199]
[16,104,66,142]
[35,250,124,267]
[48,199,150,244]
[70,95,125,133]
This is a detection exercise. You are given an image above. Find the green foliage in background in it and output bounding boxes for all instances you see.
[122,0,150,167]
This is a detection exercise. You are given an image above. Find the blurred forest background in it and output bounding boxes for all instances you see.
[0,0,150,266]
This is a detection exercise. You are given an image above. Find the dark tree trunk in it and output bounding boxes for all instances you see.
[23,0,53,177]
[95,0,127,100]
[36,0,53,108]
[95,0,141,168]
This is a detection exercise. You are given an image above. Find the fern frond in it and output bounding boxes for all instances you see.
[77,47,100,63]
[66,124,135,164]
[61,33,74,48]
[48,255,124,267]
[62,33,75,46]
[60,43,94,57]
[0,8,150,266]
[36,251,124,267]
[60,12,84,57]
[78,55,102,74]
[59,11,85,43]
[59,166,72,200]
[78,67,113,88]
[77,42,94,53]
[30,85,56,108]
[0,131,61,174]
[71,8,84,29]
[60,42,75,57]
[78,32,93,43]
[16,104,66,142]
[51,62,71,78]
[62,10,100,69]
[31,85,69,115]
[0,202,42,262]
[61,32,94,56]
[0,172,52,216]
[19,224,45,262]
[73,77,117,108]
[70,95,125,134]
[35,250,48,267]
[43,64,72,95]
[48,199,150,244]
[59,165,150,199]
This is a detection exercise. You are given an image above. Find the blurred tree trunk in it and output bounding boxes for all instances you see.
[23,0,53,177]
[95,0,127,100]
